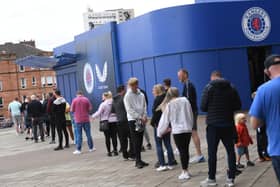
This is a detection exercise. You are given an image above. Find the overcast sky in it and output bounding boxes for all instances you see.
[0,0,194,51]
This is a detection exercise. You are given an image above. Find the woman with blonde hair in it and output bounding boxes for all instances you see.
[92,91,119,156]
[157,87,193,180]
[151,84,176,172]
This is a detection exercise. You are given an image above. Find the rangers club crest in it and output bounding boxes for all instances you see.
[242,7,271,42]
[83,63,94,94]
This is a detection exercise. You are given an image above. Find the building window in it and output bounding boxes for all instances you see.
[0,81,2,91]
[32,76,36,86]
[20,78,27,89]
[46,76,53,86]
[0,97,3,108]
[41,76,46,87]
[19,65,25,72]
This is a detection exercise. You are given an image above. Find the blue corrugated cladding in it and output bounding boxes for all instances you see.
[54,0,280,114]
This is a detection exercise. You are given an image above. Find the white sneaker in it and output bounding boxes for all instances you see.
[73,150,81,155]
[200,178,217,187]
[89,148,96,152]
[156,166,168,172]
[225,178,235,187]
[178,171,191,180]
[190,155,206,163]
[167,165,174,170]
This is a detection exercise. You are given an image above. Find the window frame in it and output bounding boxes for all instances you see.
[32,76,36,86]
[18,65,25,72]
[20,78,27,89]
[0,97,4,109]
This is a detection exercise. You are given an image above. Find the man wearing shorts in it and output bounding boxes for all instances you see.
[8,98,23,135]
[178,69,205,163]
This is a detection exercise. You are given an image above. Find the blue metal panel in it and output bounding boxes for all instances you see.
[117,1,280,63]
[143,58,157,114]
[132,60,145,89]
[120,63,133,85]
[154,55,182,92]
[182,51,219,109]
[218,49,252,110]
[272,45,280,54]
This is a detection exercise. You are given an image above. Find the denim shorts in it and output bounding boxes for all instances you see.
[237,146,249,156]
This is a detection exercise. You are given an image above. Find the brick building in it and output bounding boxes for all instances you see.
[0,41,56,120]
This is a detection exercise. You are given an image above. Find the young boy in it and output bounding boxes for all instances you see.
[235,113,255,169]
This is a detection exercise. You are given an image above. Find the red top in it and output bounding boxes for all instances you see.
[235,123,253,147]
[71,95,92,123]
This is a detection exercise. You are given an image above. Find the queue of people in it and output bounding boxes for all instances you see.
[9,54,280,186]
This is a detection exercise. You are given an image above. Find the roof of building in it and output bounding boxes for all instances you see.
[0,42,44,59]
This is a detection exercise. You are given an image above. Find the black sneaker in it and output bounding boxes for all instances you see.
[54,146,63,151]
[235,168,242,176]
[25,137,29,140]
[140,161,149,167]
[146,143,152,150]
[64,144,70,148]
[135,163,144,169]
[247,161,255,167]
[113,151,118,156]
[236,163,245,169]
[141,146,146,152]
[107,152,112,157]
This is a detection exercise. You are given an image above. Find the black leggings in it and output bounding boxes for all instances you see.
[173,133,192,170]
[56,120,69,147]
[104,122,118,153]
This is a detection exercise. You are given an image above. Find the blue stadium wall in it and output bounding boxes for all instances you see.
[54,0,280,114]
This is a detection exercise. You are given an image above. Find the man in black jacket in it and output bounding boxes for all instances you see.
[200,71,241,187]
[113,85,134,160]
[28,95,44,143]
[53,90,69,151]
[178,69,205,163]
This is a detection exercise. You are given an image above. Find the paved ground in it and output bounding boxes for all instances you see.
[0,116,277,187]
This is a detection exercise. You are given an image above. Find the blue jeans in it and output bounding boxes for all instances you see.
[154,127,175,166]
[72,119,78,145]
[76,122,94,151]
[272,156,280,184]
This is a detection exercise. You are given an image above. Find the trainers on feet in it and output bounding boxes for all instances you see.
[73,150,81,155]
[236,163,245,169]
[89,148,96,152]
[225,178,235,187]
[146,143,152,150]
[190,155,206,163]
[247,161,255,167]
[178,171,191,180]
[200,178,217,187]
[156,166,167,172]
[167,165,174,170]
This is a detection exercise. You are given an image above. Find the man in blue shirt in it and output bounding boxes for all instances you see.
[250,54,280,185]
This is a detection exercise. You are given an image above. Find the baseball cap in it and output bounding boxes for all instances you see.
[264,54,280,69]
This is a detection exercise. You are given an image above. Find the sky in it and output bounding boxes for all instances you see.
[0,0,194,51]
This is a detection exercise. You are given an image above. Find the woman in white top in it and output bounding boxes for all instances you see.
[157,87,193,180]
[92,91,118,156]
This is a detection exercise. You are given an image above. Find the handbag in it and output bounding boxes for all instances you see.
[99,120,109,132]
[135,119,145,132]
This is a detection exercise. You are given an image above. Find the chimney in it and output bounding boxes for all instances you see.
[19,40,36,47]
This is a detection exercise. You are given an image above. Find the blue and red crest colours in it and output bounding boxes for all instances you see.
[242,7,271,42]
[83,63,94,94]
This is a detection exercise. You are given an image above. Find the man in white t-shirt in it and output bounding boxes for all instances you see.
[8,98,23,134]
